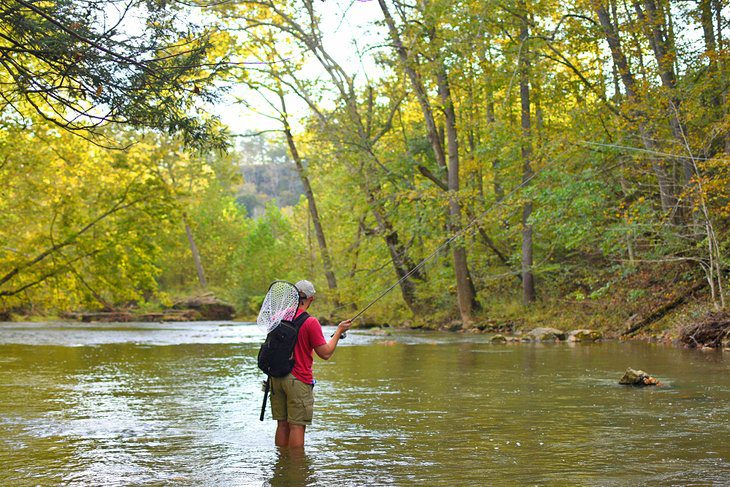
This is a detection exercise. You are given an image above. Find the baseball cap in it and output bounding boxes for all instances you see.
[295,280,316,298]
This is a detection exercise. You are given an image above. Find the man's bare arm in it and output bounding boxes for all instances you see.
[314,320,352,360]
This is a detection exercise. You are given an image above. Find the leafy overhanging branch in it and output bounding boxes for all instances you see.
[0,0,231,149]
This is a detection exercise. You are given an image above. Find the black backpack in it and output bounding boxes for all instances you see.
[257,312,310,377]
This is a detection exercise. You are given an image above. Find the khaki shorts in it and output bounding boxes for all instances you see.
[270,374,314,426]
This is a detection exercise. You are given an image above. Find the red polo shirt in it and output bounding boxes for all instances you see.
[291,310,327,385]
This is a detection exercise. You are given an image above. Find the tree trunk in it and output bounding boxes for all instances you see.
[377,0,446,171]
[610,0,622,99]
[634,0,694,188]
[592,1,677,214]
[364,189,422,314]
[519,1,536,304]
[700,0,717,61]
[184,215,207,289]
[379,0,481,321]
[487,93,505,203]
[714,0,723,51]
[281,108,338,293]
[269,1,422,314]
[436,64,478,322]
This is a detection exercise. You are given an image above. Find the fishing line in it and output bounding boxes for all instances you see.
[343,147,633,322]
[578,140,730,162]
[339,136,712,322]
[347,160,546,322]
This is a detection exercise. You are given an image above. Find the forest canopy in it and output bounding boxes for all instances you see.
[0,0,727,331]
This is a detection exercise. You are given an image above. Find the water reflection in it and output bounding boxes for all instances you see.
[267,448,315,487]
[0,322,728,485]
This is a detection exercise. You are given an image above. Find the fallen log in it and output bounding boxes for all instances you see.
[622,280,707,337]
[81,311,134,323]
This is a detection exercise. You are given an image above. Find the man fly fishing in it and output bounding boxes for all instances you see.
[259,280,351,448]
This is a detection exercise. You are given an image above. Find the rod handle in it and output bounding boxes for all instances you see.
[259,377,270,421]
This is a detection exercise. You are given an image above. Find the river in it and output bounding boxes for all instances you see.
[0,321,728,485]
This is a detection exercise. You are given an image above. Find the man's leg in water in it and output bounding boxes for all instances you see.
[275,420,290,447]
[288,424,306,448]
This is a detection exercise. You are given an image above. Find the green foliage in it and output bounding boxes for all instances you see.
[2,0,729,327]
[0,0,230,149]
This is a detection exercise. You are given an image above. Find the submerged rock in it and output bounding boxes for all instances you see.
[568,329,603,342]
[619,368,660,386]
[526,327,566,341]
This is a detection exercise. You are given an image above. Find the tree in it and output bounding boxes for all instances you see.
[378,0,480,322]
[517,0,537,304]
[0,0,230,149]
[227,0,426,314]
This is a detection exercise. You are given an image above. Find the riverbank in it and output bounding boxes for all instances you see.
[425,261,725,346]
[2,262,726,348]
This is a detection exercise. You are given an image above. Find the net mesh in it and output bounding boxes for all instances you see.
[256,281,300,334]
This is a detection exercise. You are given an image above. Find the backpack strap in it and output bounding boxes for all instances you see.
[289,312,310,364]
[292,311,310,330]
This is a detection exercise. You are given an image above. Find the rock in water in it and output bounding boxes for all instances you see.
[526,327,567,341]
[568,329,603,342]
[619,368,660,386]
[491,334,507,344]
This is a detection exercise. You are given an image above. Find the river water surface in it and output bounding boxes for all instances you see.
[0,321,728,486]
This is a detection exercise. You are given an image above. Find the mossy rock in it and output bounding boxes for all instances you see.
[526,327,566,341]
[568,329,603,342]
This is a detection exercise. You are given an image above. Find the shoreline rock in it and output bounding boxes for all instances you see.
[568,329,603,342]
[491,334,507,344]
[525,327,566,342]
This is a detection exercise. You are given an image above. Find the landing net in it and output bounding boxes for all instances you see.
[256,280,300,334]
